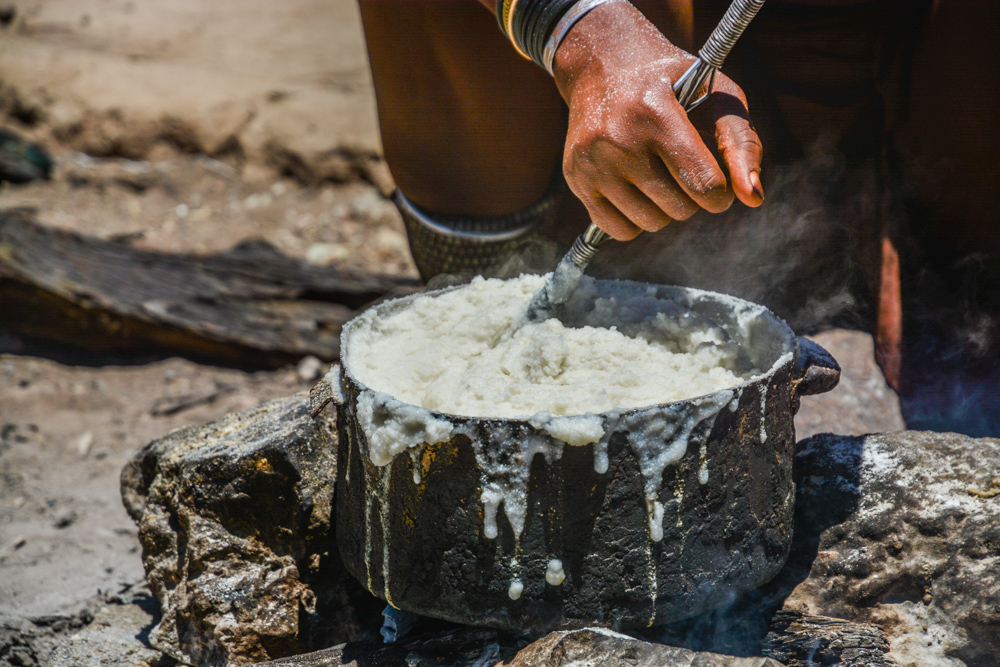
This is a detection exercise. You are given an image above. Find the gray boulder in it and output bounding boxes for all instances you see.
[506,628,785,666]
[782,431,1000,667]
[120,393,380,666]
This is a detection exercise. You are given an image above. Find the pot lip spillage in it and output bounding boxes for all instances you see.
[339,276,797,426]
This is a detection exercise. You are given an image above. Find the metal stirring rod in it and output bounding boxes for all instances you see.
[525,0,766,321]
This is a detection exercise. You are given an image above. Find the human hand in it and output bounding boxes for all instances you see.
[552,1,764,240]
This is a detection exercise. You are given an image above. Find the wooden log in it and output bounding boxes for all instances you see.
[763,609,894,667]
[0,207,418,365]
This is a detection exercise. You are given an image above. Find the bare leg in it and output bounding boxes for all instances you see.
[359,0,567,217]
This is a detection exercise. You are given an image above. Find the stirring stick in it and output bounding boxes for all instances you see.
[524,0,766,321]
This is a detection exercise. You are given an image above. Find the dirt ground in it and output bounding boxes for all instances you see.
[0,0,904,664]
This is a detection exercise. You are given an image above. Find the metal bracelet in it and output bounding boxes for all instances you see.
[393,187,560,282]
[394,191,538,243]
[542,0,624,76]
[505,0,531,59]
[496,0,513,36]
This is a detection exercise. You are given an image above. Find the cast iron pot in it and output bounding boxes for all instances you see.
[332,280,839,633]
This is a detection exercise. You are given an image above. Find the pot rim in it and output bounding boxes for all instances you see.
[339,276,798,426]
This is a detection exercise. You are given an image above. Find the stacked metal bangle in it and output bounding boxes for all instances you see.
[498,0,618,70]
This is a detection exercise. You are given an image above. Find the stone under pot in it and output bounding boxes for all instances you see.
[332,279,840,633]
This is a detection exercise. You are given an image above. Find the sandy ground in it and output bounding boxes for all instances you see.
[0,0,383,183]
[0,0,904,664]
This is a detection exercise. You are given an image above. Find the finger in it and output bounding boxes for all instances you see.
[626,153,700,221]
[601,181,673,233]
[697,79,764,207]
[578,193,644,241]
[649,94,734,213]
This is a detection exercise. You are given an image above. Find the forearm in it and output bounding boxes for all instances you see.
[361,0,764,241]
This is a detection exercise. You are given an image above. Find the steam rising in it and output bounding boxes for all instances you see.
[590,154,879,333]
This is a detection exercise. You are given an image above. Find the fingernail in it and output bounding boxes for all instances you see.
[750,171,764,201]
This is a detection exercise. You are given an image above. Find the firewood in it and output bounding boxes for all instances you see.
[0,207,418,366]
[764,609,895,666]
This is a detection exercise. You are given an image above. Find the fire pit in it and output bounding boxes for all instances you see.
[333,277,839,632]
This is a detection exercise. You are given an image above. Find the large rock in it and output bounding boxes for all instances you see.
[506,628,785,666]
[793,330,904,440]
[783,431,1000,667]
[120,393,380,666]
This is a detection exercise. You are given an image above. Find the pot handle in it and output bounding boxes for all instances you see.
[309,364,345,418]
[792,337,841,398]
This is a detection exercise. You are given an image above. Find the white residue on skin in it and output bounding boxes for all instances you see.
[545,559,566,586]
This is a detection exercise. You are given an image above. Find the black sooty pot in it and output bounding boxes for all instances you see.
[332,280,839,633]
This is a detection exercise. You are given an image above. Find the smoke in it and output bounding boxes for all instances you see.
[893,240,1000,436]
[589,152,883,333]
[897,308,1000,437]
[641,586,777,656]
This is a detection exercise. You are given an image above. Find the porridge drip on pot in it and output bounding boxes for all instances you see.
[345,275,778,597]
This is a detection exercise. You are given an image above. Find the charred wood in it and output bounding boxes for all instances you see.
[763,609,894,666]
